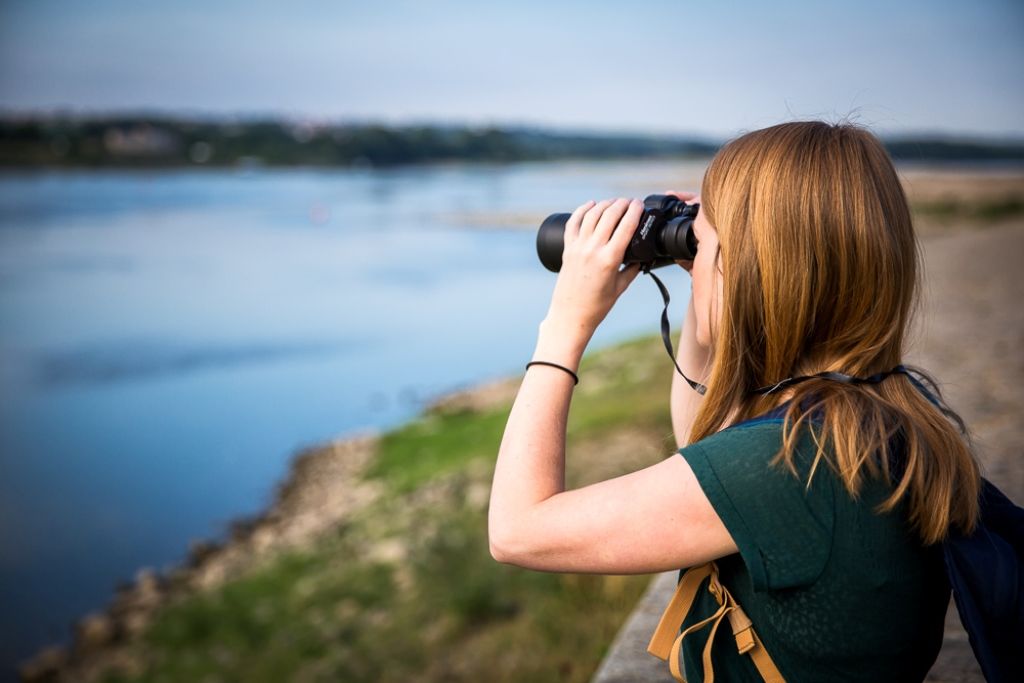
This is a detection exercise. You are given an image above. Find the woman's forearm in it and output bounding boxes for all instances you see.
[489,320,587,551]
[671,295,711,448]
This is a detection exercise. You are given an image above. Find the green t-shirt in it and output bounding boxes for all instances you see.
[676,412,949,682]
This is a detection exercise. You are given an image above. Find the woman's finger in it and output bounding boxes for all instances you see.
[579,199,614,240]
[659,191,700,204]
[593,198,631,243]
[565,199,595,246]
[609,198,644,253]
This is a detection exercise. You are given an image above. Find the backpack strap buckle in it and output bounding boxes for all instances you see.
[728,605,756,654]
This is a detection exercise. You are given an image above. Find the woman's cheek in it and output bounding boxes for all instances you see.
[693,290,709,347]
[691,267,704,340]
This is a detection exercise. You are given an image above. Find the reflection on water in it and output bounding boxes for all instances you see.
[0,160,703,672]
[33,337,358,386]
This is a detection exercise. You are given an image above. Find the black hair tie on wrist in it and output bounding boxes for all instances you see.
[526,361,579,386]
[642,265,911,396]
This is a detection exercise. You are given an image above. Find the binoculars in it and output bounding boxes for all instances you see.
[536,194,700,272]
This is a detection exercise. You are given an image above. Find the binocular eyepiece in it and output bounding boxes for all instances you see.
[536,194,700,272]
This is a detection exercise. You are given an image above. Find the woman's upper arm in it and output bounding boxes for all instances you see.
[489,452,739,574]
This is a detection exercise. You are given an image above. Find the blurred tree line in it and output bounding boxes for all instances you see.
[1,115,1022,168]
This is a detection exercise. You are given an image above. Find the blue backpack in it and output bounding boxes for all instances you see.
[904,373,1023,682]
[942,477,1024,682]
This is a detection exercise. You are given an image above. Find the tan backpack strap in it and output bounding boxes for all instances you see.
[647,562,787,683]
[668,600,730,682]
[647,562,714,661]
[697,599,735,683]
[739,619,786,683]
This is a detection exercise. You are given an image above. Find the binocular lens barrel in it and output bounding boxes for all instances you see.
[537,213,573,272]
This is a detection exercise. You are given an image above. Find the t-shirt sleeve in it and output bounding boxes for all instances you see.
[679,422,835,591]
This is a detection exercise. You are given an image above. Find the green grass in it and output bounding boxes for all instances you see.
[94,332,674,682]
[100,491,653,683]
[912,194,1024,223]
[366,406,509,494]
[364,332,674,494]
[138,551,397,681]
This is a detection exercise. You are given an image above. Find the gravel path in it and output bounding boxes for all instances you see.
[912,218,1024,682]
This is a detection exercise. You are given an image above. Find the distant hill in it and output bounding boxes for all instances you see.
[883,136,1024,163]
[1,115,1022,168]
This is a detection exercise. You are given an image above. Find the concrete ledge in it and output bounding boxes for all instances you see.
[591,571,678,683]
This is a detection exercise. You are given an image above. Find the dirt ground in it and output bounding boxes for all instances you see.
[911,216,1024,682]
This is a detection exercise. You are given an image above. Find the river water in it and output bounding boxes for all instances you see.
[0,159,704,673]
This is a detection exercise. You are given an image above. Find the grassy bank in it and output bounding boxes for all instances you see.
[90,332,678,683]
[912,194,1024,227]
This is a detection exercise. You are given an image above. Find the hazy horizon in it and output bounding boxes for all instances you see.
[3,110,1024,147]
[1,0,1021,141]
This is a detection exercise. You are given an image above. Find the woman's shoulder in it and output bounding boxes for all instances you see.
[681,403,827,499]
[686,400,818,463]
[679,400,933,595]
[679,411,836,591]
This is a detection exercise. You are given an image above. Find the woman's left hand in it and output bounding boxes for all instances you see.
[542,197,645,343]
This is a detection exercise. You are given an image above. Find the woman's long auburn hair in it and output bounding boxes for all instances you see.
[690,120,981,545]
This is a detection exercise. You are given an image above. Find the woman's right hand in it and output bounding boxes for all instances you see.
[663,189,699,273]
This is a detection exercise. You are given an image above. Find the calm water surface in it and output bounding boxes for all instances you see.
[0,160,703,673]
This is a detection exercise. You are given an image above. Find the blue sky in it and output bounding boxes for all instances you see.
[1,0,1021,138]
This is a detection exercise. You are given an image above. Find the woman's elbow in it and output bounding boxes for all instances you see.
[488,518,530,565]
[488,530,517,564]
[488,514,515,563]
[489,537,510,563]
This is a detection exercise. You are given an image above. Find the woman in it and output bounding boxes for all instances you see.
[488,120,982,681]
